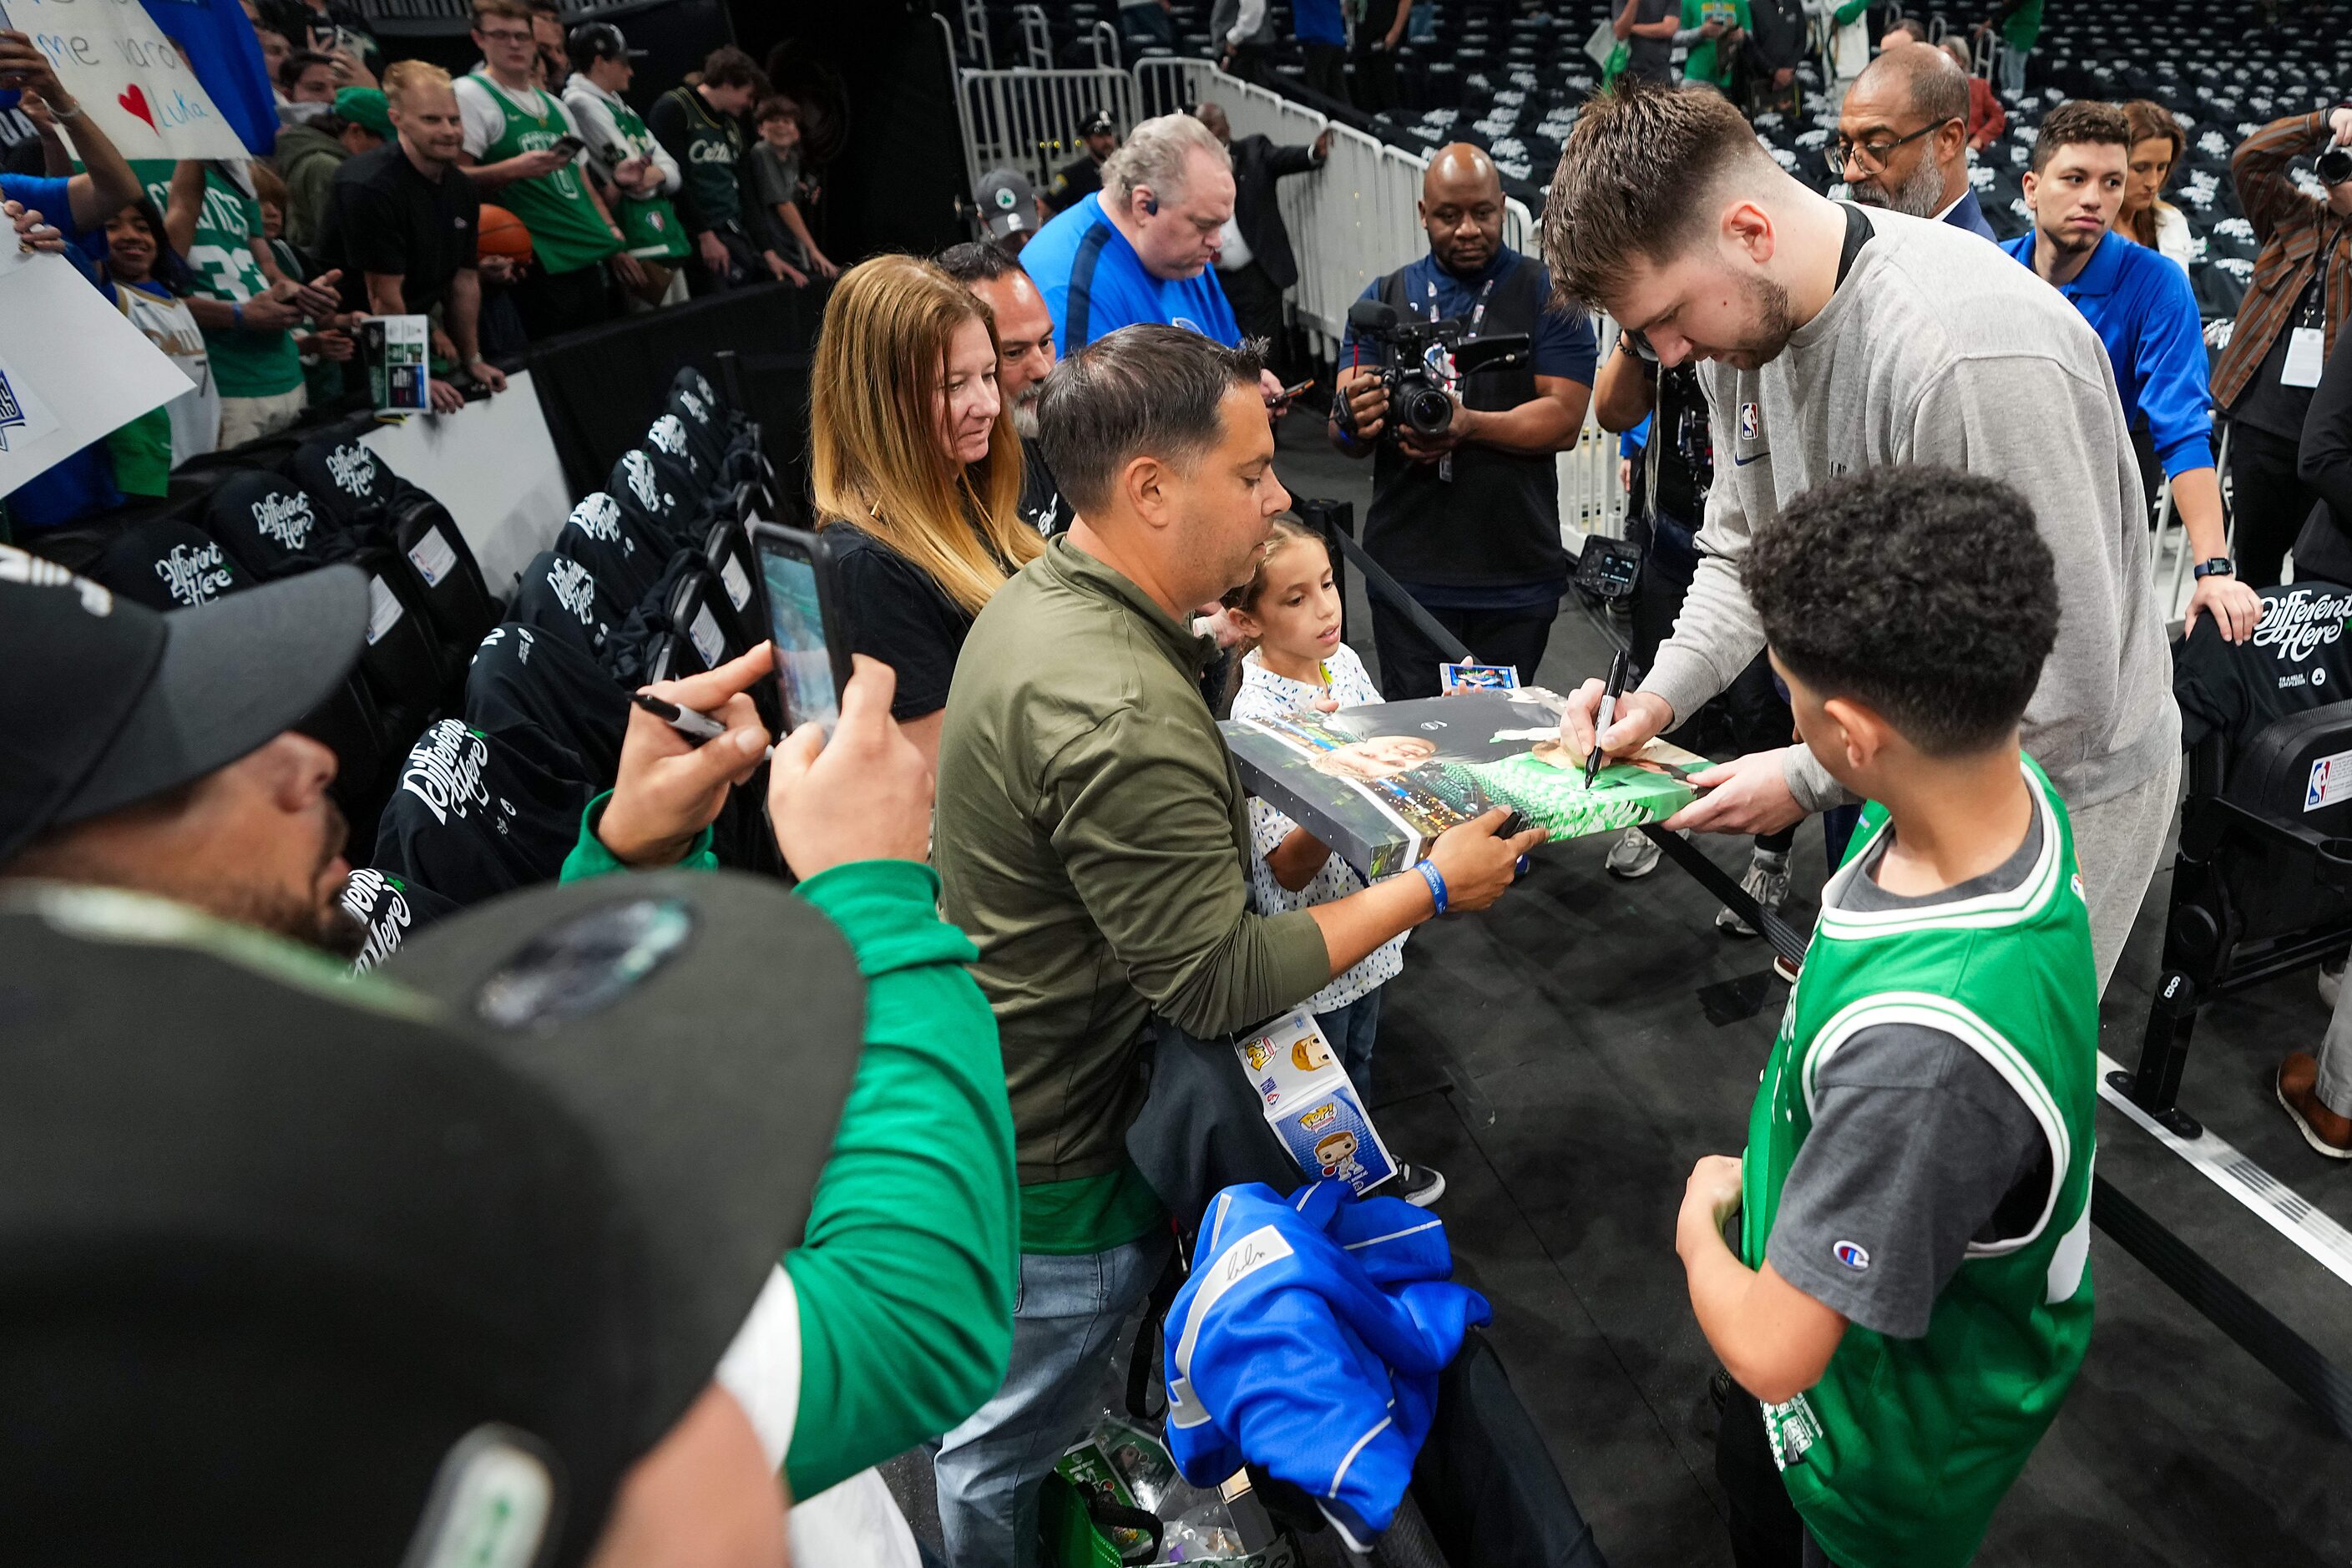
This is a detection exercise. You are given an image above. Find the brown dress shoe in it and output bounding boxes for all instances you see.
[2276,1053,2352,1160]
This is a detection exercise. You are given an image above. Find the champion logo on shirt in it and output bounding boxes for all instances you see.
[1833,1240,1870,1272]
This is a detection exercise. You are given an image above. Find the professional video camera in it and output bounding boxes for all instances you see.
[1343,299,1531,441]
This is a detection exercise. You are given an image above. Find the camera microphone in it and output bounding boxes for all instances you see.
[1348,299,1400,332]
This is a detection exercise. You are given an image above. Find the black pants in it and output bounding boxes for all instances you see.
[1368,591,1554,701]
[1302,40,1349,103]
[513,262,612,341]
[686,228,760,299]
[1220,259,1287,368]
[1352,40,1399,111]
[1717,1388,1836,1567]
[2229,422,2324,590]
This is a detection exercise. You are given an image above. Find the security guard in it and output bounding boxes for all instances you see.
[1044,109,1120,215]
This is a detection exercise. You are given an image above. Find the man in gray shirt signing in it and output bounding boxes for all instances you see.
[1543,81,2179,992]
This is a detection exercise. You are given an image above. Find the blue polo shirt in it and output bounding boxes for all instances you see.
[1022,192,1242,355]
[2001,227,2213,478]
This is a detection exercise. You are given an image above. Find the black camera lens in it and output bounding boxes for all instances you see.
[2321,147,2352,186]
[1402,386,1454,437]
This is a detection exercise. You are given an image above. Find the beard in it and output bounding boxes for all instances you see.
[236,797,367,959]
[1851,154,1948,220]
[1728,273,1799,367]
[1012,387,1041,440]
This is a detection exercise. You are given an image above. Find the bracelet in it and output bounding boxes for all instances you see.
[231,301,244,330]
[51,98,83,123]
[1416,859,1449,917]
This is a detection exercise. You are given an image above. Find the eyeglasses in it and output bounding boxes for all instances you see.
[478,25,534,43]
[1825,119,1957,175]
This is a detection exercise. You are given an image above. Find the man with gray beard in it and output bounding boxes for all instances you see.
[939,239,1070,536]
[1834,43,1998,240]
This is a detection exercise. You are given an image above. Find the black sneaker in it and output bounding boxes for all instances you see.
[1396,1162,1447,1207]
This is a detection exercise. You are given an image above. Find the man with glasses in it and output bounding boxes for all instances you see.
[1834,43,1997,240]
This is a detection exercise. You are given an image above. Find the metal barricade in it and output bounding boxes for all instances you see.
[952,67,1141,201]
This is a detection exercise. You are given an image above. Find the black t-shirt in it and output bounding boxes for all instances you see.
[1019,438,1070,538]
[371,716,589,908]
[2173,580,2352,754]
[463,620,630,787]
[318,142,481,318]
[826,521,985,721]
[2231,274,2324,441]
[1646,362,1712,528]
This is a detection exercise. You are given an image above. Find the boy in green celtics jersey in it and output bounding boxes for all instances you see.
[1674,466,2098,1568]
[453,0,640,337]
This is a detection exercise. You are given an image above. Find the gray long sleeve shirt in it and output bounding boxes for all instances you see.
[1643,206,2181,813]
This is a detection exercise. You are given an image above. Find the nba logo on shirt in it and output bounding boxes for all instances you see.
[1737,402,1758,442]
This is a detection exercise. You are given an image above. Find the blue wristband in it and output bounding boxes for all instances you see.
[1416,859,1448,917]
[231,301,244,331]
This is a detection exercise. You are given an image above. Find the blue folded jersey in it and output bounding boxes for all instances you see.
[1163,1181,1490,1550]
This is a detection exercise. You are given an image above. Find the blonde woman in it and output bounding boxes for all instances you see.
[809,253,1043,763]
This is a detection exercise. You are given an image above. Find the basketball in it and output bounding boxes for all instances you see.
[476,204,534,264]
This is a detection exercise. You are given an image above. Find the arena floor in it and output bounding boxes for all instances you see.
[885,412,2352,1565]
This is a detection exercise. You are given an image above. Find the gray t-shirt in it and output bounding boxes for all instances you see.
[1625,0,1677,81]
[1641,207,2180,817]
[1764,815,2053,1340]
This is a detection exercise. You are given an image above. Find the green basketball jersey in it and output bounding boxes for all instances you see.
[139,160,303,400]
[601,99,691,261]
[463,74,620,276]
[1738,757,2097,1568]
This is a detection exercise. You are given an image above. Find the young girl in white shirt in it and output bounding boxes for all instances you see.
[1223,515,1440,1206]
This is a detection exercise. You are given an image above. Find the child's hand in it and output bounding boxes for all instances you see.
[1683,1155,1743,1230]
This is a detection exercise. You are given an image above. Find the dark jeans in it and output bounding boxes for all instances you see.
[1302,39,1350,102]
[513,261,612,341]
[1219,258,1287,372]
[1369,592,1555,701]
[686,227,759,299]
[2229,421,2324,590]
[1352,39,1399,112]
[1317,986,1385,1090]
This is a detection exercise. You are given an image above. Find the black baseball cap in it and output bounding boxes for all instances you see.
[567,20,644,70]
[1082,108,1119,139]
[0,866,867,1565]
[0,544,367,866]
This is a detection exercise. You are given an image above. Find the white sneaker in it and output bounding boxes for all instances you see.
[2323,953,2345,1010]
[1717,850,1792,937]
[1606,825,1662,879]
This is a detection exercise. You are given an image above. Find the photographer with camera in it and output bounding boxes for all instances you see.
[2210,104,2352,594]
[1329,144,1598,700]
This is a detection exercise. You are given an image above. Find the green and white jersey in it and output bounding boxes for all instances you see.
[138,159,302,400]
[453,73,620,276]
[1739,756,2097,1568]
[562,78,690,261]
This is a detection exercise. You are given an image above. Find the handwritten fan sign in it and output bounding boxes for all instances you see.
[0,0,246,160]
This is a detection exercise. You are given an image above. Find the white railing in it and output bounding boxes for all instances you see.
[955,67,1141,198]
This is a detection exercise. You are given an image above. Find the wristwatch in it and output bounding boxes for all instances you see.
[2193,557,2235,580]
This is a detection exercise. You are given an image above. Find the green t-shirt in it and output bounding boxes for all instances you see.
[1019,1161,1168,1257]
[1679,0,1751,87]
[140,160,302,400]
[104,406,174,498]
[2000,0,2045,52]
[460,73,620,276]
[604,97,692,261]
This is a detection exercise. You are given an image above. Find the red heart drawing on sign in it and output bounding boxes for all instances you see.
[118,84,157,131]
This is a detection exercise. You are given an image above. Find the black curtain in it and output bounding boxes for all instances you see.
[522,282,827,502]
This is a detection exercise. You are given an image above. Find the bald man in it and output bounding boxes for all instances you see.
[1836,43,1998,238]
[1330,143,1597,698]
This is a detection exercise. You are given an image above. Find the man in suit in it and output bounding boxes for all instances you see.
[1197,101,1330,378]
[1835,43,2000,240]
